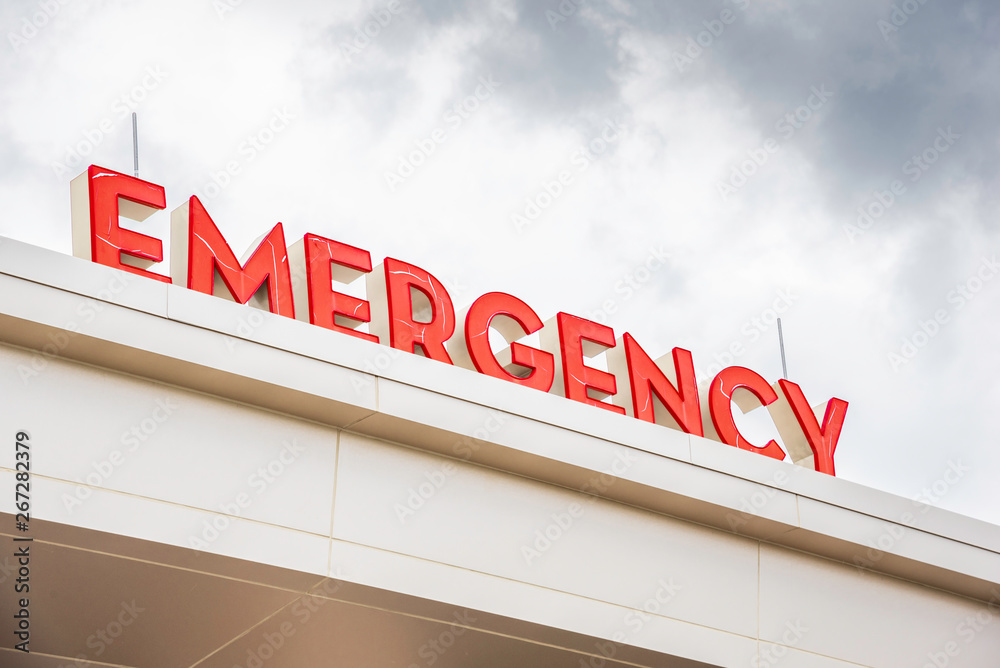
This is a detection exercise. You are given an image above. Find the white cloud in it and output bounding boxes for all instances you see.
[1,0,997,524]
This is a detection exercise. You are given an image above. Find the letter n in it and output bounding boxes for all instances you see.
[608,334,703,436]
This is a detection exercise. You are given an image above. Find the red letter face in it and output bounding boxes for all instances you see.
[170,196,295,318]
[369,257,455,363]
[549,313,625,414]
[611,335,703,436]
[70,165,169,282]
[709,366,785,460]
[291,234,378,343]
[457,291,554,392]
[777,379,848,476]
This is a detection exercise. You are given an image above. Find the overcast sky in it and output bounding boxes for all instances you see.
[1,0,998,526]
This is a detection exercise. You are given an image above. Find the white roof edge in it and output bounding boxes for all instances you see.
[0,235,997,600]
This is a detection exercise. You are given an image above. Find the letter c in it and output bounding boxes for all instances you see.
[708,366,785,460]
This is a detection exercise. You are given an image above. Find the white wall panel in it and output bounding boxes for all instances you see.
[1,469,330,575]
[333,431,761,638]
[0,345,340,536]
[759,543,1000,667]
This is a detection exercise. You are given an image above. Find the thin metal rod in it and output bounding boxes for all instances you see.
[777,317,788,380]
[132,112,139,178]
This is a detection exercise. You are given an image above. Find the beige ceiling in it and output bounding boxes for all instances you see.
[0,515,716,668]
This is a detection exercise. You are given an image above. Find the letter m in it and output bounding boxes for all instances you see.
[171,196,295,317]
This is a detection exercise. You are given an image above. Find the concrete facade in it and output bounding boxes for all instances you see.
[0,237,998,667]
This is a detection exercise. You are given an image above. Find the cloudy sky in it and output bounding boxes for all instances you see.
[1,0,998,525]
